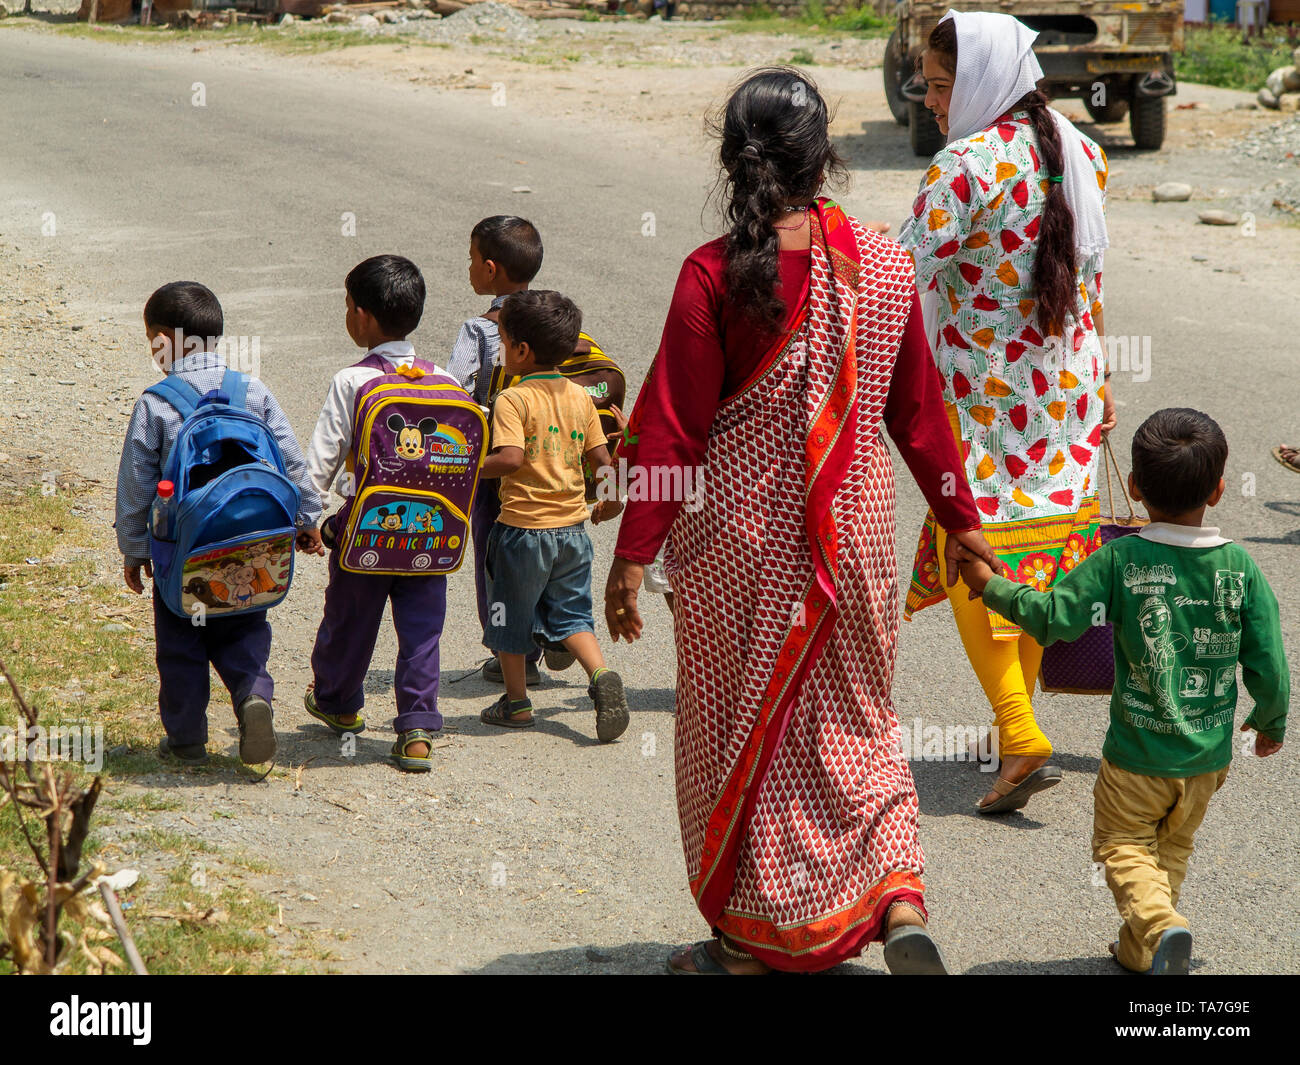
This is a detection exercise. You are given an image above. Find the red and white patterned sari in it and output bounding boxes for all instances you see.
[664,200,926,971]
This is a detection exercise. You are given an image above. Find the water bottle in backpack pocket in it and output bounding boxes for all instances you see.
[147,369,301,620]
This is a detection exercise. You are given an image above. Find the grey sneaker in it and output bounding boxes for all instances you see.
[236,694,276,765]
[589,669,629,743]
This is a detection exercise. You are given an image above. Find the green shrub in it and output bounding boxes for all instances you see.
[1176,24,1296,92]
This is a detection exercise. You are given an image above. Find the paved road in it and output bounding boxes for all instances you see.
[2,29,1296,974]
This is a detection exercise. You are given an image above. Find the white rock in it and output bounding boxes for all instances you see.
[1293,46,1300,69]
[354,13,381,28]
[324,11,353,22]
[95,869,140,892]
[1258,88,1280,110]
[278,13,294,25]
[1266,68,1289,99]
[1153,182,1192,203]
[1284,67,1300,93]
[1198,209,1240,226]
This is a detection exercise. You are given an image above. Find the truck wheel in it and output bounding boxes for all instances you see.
[909,101,945,158]
[884,30,909,127]
[1084,97,1129,123]
[1129,94,1166,150]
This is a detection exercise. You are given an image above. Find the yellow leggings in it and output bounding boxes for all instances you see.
[935,525,1052,758]
[935,403,1052,758]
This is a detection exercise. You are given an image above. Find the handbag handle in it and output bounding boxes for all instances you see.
[1102,434,1137,525]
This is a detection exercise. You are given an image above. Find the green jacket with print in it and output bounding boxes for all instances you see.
[984,524,1288,778]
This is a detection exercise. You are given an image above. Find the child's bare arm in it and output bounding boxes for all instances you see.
[585,442,614,471]
[479,446,524,480]
[585,442,622,524]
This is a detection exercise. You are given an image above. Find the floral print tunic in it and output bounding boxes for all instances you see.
[898,111,1109,637]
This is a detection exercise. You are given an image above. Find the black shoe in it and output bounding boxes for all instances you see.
[544,648,577,671]
[589,669,629,743]
[159,736,209,765]
[235,694,276,765]
[482,657,541,686]
[538,637,577,671]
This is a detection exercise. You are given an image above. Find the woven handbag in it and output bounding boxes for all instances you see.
[1038,436,1148,695]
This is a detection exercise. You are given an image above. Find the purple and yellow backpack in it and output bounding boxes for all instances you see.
[338,354,487,576]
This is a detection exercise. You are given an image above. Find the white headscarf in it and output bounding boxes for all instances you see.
[941,8,1109,259]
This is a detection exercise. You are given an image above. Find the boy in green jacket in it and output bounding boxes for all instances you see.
[956,408,1288,975]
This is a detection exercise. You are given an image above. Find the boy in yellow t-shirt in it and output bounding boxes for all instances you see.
[477,290,627,742]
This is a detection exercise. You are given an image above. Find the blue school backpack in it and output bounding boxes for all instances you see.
[147,370,301,620]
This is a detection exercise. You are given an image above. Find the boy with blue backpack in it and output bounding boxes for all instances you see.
[115,281,321,766]
[304,255,485,773]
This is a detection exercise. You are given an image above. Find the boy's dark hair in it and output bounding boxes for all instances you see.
[345,255,426,337]
[498,290,581,367]
[1131,408,1228,515]
[144,281,223,343]
[471,216,543,284]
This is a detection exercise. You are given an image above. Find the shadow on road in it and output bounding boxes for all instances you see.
[468,941,884,975]
[966,954,1124,975]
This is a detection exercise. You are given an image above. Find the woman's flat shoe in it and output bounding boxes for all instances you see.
[883,925,948,974]
[977,765,1062,815]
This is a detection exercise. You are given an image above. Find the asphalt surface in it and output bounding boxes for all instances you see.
[1,28,1296,975]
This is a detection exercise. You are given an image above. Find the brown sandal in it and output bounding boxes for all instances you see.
[977,765,1063,815]
[1271,445,1300,474]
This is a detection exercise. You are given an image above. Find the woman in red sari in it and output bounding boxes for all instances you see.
[603,69,1001,974]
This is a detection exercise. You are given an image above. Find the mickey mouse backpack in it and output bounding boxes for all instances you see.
[147,369,301,620]
[339,354,488,576]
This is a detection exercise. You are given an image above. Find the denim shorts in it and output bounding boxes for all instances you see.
[484,522,594,655]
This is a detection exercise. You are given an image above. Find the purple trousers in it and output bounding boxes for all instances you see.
[310,547,446,734]
[153,589,273,746]
[472,484,541,663]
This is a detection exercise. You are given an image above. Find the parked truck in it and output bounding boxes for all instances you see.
[883,0,1183,156]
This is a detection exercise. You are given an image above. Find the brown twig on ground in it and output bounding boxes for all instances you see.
[98,882,148,976]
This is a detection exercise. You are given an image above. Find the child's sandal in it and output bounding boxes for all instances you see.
[391,729,437,773]
[481,694,534,729]
[304,685,366,737]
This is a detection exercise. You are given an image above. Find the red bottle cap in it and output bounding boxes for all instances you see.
[157,481,175,498]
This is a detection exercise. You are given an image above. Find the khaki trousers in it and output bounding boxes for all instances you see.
[1092,757,1229,972]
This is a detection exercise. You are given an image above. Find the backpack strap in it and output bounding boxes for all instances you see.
[221,368,250,410]
[144,375,204,419]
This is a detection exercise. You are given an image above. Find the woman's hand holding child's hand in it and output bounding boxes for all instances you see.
[944,529,1004,598]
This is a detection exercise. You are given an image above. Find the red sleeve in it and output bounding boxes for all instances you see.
[883,290,982,533]
[613,256,725,564]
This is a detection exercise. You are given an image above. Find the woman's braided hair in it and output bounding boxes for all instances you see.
[708,67,847,329]
[928,20,1079,337]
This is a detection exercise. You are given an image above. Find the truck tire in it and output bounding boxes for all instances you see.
[909,100,945,158]
[1084,97,1129,123]
[1129,94,1166,150]
[884,30,909,126]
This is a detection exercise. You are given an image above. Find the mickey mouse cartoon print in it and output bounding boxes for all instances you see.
[372,504,408,532]
[388,413,439,461]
